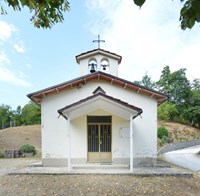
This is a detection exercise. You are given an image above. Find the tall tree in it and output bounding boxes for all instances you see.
[157,66,171,94]
[133,0,200,30]
[134,73,157,89]
[169,68,191,107]
[12,105,22,126]
[184,90,200,128]
[21,101,41,125]
[157,66,191,107]
[192,78,200,90]
[0,104,13,129]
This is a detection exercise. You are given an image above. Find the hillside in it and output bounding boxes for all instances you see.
[0,122,199,152]
[158,121,200,143]
[0,125,41,152]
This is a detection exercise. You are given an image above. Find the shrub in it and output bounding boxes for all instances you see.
[158,101,178,121]
[20,144,35,155]
[157,126,169,139]
[0,152,4,158]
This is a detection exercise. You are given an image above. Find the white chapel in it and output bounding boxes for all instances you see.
[28,37,168,172]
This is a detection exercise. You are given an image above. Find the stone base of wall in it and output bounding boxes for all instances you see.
[113,158,157,167]
[133,158,157,167]
[42,158,68,167]
[42,157,157,167]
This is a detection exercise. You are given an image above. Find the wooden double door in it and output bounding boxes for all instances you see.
[87,116,112,162]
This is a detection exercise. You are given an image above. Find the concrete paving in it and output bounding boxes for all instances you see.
[8,162,192,177]
[161,145,200,172]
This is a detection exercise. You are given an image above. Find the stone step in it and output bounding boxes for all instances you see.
[72,164,129,170]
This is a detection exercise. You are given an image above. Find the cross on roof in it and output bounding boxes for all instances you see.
[93,35,105,49]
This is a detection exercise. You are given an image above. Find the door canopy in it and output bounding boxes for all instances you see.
[58,88,142,120]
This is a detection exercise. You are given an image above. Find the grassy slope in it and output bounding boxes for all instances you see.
[158,121,200,145]
[0,122,199,152]
[0,125,41,152]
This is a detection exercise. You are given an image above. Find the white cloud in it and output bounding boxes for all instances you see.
[0,21,16,41]
[14,41,26,53]
[0,51,11,66]
[0,52,31,87]
[86,0,200,81]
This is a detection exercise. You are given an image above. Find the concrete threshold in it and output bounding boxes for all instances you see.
[7,163,193,177]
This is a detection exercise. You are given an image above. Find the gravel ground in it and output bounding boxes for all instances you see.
[1,174,200,196]
[0,159,200,196]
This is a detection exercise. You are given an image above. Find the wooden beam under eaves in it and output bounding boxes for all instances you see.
[137,88,141,93]
[150,93,155,98]
[124,83,127,89]
[56,88,60,94]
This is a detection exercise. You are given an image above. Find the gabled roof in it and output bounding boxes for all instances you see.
[76,49,122,64]
[58,91,143,120]
[27,71,168,105]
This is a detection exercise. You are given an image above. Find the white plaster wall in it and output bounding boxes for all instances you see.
[112,116,130,158]
[71,115,87,158]
[79,54,119,76]
[41,80,157,160]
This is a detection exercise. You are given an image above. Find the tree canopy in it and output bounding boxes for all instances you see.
[0,101,41,129]
[0,0,70,28]
[1,0,200,29]
[134,0,200,30]
[135,66,200,128]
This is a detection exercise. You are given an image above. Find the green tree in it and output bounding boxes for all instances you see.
[157,66,171,94]
[170,68,191,107]
[1,1,200,29]
[21,101,41,125]
[157,66,191,108]
[157,67,192,123]
[192,78,200,90]
[184,90,200,128]
[0,0,70,28]
[0,104,13,129]
[12,105,22,126]
[133,0,200,30]
[134,73,157,90]
[158,101,178,121]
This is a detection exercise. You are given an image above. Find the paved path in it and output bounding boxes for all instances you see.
[0,158,192,176]
[0,158,40,176]
[161,145,200,172]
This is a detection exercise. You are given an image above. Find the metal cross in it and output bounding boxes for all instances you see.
[93,35,105,49]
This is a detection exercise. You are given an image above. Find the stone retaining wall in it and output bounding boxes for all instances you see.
[4,150,21,158]
[158,140,200,155]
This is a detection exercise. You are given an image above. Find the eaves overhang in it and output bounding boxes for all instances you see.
[27,71,169,106]
[76,49,122,64]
